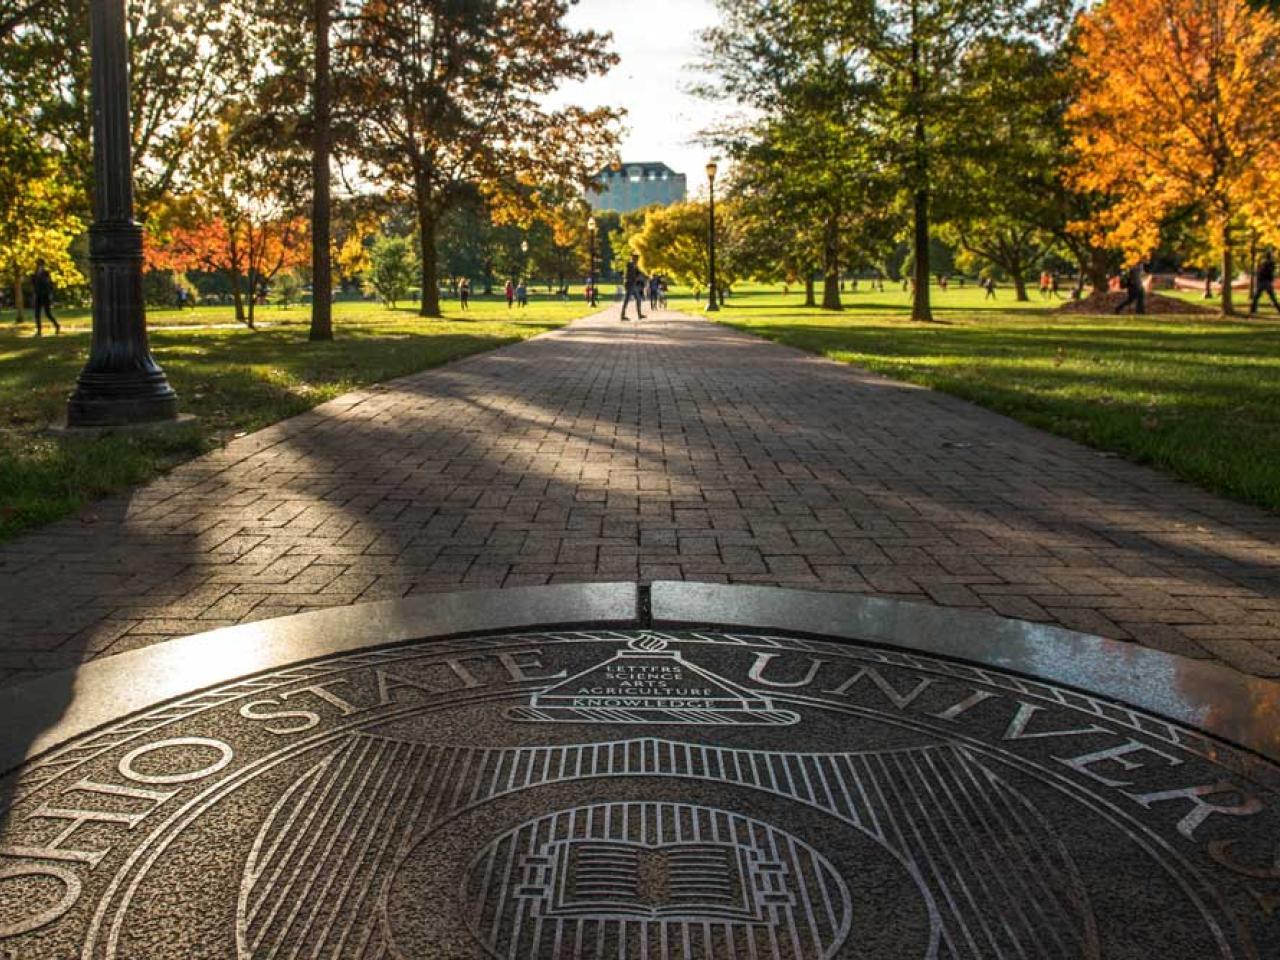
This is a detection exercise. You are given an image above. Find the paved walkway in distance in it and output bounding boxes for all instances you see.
[2,308,1279,686]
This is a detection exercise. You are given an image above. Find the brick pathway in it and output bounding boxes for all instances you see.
[2,309,1278,686]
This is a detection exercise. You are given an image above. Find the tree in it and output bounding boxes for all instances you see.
[367,235,417,308]
[835,0,1075,319]
[704,0,1071,319]
[527,202,592,292]
[0,0,259,214]
[339,0,620,318]
[276,270,303,307]
[0,118,83,320]
[147,214,309,325]
[700,0,899,311]
[147,114,309,328]
[628,201,739,292]
[1068,0,1280,314]
[940,39,1065,301]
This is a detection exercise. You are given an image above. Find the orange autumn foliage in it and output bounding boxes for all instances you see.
[147,217,309,281]
[1068,0,1280,292]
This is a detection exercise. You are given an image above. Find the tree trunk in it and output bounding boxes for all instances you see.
[1087,251,1109,296]
[1012,271,1029,301]
[308,0,333,341]
[417,199,441,318]
[912,186,932,320]
[1204,272,1213,299]
[230,273,246,325]
[821,217,842,310]
[1221,222,1234,316]
[246,265,257,330]
[804,272,816,307]
[12,273,24,322]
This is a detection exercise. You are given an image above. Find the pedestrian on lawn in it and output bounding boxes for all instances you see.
[505,279,514,309]
[1114,259,1147,314]
[459,277,470,310]
[1251,250,1280,315]
[30,258,60,335]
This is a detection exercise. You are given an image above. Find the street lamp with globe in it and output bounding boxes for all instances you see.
[705,160,720,313]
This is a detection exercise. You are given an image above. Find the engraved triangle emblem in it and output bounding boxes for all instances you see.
[506,635,799,725]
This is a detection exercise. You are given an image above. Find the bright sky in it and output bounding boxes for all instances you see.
[547,0,726,192]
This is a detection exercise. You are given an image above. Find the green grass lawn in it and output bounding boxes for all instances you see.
[702,284,1280,513]
[0,294,595,541]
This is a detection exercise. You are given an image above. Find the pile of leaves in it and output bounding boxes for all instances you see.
[1058,292,1217,315]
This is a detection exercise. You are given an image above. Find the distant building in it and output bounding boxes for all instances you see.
[589,162,687,213]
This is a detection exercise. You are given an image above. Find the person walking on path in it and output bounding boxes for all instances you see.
[515,279,528,308]
[1251,250,1279,315]
[504,279,515,309]
[1114,259,1147,314]
[586,276,598,307]
[982,276,997,299]
[620,255,645,321]
[459,277,470,310]
[30,259,60,335]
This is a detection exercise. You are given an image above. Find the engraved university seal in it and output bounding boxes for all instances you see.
[0,629,1277,958]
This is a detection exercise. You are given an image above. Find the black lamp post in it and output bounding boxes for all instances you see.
[67,0,180,426]
[705,159,719,313]
[587,216,598,306]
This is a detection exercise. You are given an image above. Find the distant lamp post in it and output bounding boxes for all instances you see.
[705,159,720,313]
[67,0,180,426]
[587,217,598,306]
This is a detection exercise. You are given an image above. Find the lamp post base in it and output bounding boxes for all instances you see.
[51,411,196,437]
[66,221,180,428]
[66,382,180,427]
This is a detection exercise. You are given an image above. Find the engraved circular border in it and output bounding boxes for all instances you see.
[1,626,1277,958]
[9,628,1274,806]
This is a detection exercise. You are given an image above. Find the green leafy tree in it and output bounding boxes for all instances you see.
[368,235,417,308]
[275,270,303,307]
[339,0,620,318]
[0,118,83,320]
[628,201,739,292]
[706,0,1073,320]
[0,0,259,213]
[940,39,1065,300]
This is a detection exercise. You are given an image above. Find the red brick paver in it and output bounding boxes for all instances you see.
[2,309,1278,685]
